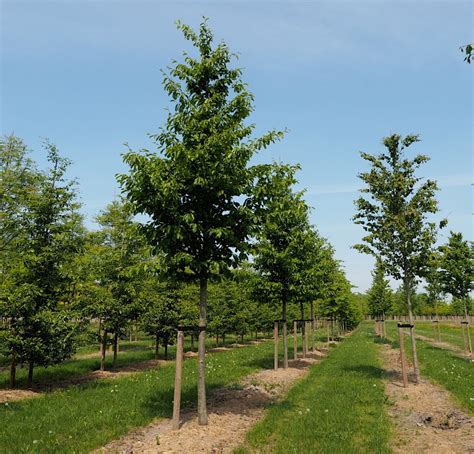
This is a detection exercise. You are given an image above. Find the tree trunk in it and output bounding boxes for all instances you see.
[405,277,420,383]
[197,276,208,425]
[222,333,226,346]
[164,338,168,360]
[100,330,107,371]
[27,361,34,388]
[155,333,160,359]
[310,301,315,331]
[216,334,219,347]
[98,318,102,351]
[10,350,17,389]
[282,292,288,369]
[112,332,118,370]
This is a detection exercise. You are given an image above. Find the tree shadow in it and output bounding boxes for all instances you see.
[341,364,385,379]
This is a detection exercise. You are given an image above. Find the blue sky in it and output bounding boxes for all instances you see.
[1,0,472,291]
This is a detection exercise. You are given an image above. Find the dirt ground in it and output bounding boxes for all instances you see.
[0,359,166,403]
[97,351,324,454]
[380,343,474,454]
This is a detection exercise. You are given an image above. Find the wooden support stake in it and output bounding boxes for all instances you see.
[398,325,408,388]
[274,321,279,370]
[305,322,309,354]
[293,321,298,360]
[464,321,473,355]
[172,330,184,430]
[461,323,468,353]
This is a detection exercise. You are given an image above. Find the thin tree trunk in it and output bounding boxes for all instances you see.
[10,350,17,389]
[100,330,107,371]
[27,361,34,388]
[282,292,288,369]
[406,277,420,383]
[155,333,160,359]
[112,332,118,370]
[216,334,219,347]
[191,333,194,351]
[98,318,102,351]
[197,277,208,425]
[164,339,168,360]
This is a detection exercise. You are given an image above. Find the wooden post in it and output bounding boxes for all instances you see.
[398,325,408,388]
[464,321,472,355]
[274,321,279,370]
[461,323,468,352]
[305,322,309,354]
[293,321,298,360]
[172,329,184,430]
[302,322,307,358]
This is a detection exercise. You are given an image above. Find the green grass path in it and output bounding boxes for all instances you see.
[236,323,391,454]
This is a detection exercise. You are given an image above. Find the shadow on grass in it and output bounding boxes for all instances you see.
[342,364,385,379]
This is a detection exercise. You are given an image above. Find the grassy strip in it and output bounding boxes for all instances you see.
[385,322,474,414]
[0,340,283,453]
[408,321,473,351]
[0,334,265,389]
[1,327,331,390]
[235,323,391,454]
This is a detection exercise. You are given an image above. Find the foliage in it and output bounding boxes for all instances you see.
[354,134,445,287]
[460,43,473,63]
[438,231,473,315]
[0,140,85,384]
[366,258,393,316]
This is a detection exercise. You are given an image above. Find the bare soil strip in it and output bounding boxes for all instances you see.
[97,350,327,454]
[380,343,474,454]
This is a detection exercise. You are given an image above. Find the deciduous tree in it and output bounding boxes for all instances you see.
[353,134,446,382]
[118,19,282,424]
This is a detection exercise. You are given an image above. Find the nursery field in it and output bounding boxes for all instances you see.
[2,321,472,453]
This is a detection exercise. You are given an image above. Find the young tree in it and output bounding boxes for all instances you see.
[367,259,393,317]
[0,141,85,387]
[118,19,282,424]
[79,201,149,370]
[140,280,179,359]
[438,231,473,352]
[424,252,445,319]
[353,134,446,383]
[253,163,312,368]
